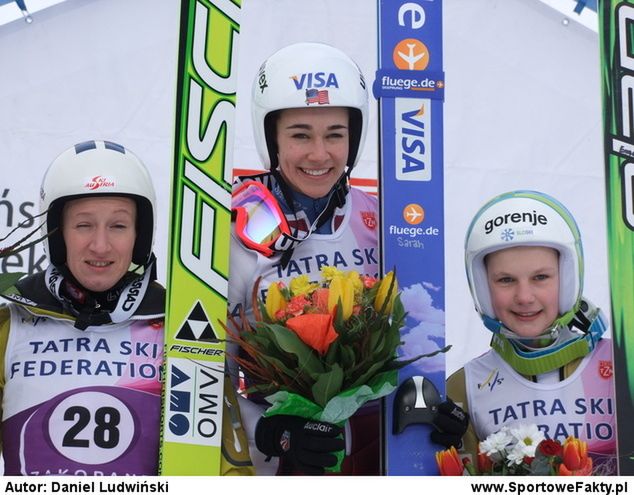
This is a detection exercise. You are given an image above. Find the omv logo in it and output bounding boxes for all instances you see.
[165,359,224,447]
[168,365,192,436]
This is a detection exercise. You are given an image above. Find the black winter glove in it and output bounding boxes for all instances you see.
[430,399,469,449]
[255,414,345,475]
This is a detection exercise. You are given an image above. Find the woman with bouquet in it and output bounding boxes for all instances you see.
[436,191,616,474]
[226,42,381,475]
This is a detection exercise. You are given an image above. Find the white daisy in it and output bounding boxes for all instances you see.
[479,427,513,461]
[505,444,528,466]
[508,424,545,457]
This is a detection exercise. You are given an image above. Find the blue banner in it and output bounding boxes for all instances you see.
[377,0,445,475]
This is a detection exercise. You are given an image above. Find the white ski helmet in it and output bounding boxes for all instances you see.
[464,191,583,329]
[39,140,156,267]
[252,42,369,170]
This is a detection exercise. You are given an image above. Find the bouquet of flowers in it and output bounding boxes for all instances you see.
[436,424,593,476]
[226,266,446,471]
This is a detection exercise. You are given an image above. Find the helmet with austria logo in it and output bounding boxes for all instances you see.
[40,140,156,267]
[464,190,584,334]
[252,41,369,171]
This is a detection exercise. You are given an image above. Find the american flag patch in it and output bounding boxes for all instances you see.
[305,89,329,105]
[280,430,291,452]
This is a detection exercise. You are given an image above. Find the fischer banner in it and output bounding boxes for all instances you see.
[376,0,446,475]
[598,0,634,475]
[159,0,241,475]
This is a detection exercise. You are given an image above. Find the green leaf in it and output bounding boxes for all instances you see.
[267,324,325,376]
[392,295,405,320]
[337,341,354,369]
[384,345,452,371]
[255,354,300,380]
[0,272,25,295]
[311,364,344,407]
[528,454,552,476]
[347,360,386,390]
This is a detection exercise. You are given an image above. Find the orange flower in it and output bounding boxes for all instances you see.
[558,437,593,476]
[285,313,338,355]
[361,275,378,289]
[435,446,464,476]
[311,288,330,314]
[285,295,311,317]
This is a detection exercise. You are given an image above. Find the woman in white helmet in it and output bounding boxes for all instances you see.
[227,42,380,475]
[436,191,615,473]
[0,140,165,475]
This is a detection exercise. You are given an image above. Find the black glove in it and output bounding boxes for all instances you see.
[430,399,469,448]
[255,414,345,475]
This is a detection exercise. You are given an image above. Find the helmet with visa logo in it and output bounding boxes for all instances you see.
[252,42,369,171]
[464,190,583,331]
[39,140,156,267]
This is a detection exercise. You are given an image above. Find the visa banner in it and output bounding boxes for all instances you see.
[377,0,446,475]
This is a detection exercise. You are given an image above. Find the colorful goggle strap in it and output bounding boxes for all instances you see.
[488,298,607,375]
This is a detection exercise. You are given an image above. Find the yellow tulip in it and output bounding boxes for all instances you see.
[344,270,364,302]
[374,271,398,314]
[327,276,354,321]
[265,282,287,320]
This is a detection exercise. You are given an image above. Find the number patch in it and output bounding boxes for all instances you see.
[49,391,134,464]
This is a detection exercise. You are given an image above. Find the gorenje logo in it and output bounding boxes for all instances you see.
[291,72,339,90]
[484,211,548,235]
[395,99,431,181]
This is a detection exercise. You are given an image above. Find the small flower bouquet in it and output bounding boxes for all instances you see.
[226,266,446,471]
[436,424,593,476]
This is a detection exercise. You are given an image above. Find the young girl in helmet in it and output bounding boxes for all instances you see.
[0,141,165,475]
[442,190,615,473]
[227,42,380,475]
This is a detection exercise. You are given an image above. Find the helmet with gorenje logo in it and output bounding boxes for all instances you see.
[464,190,583,333]
[252,42,369,171]
[39,140,156,267]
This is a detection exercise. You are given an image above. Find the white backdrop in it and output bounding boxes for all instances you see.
[0,0,607,381]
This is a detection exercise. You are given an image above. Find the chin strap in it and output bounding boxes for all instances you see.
[45,255,157,330]
[487,299,607,376]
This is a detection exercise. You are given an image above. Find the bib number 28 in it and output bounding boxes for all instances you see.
[63,405,120,449]
[49,391,135,464]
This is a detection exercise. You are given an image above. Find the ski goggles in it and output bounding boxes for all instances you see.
[232,181,291,257]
